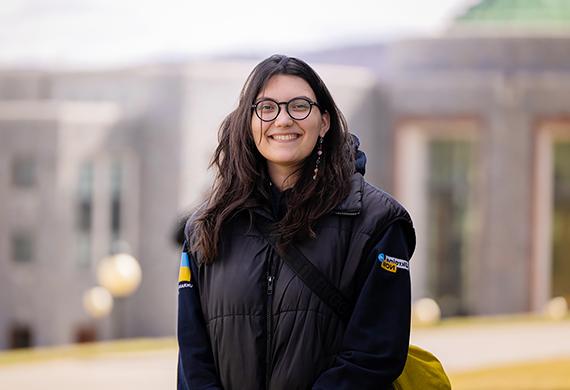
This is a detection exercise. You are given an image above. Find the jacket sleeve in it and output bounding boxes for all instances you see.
[177,244,223,390]
[312,221,414,390]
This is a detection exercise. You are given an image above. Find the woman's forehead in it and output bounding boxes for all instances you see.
[256,74,316,100]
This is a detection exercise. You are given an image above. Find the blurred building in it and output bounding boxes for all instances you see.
[389,0,570,317]
[1,0,570,349]
[372,0,570,315]
[0,63,378,349]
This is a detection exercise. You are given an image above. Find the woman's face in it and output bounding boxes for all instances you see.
[251,74,330,178]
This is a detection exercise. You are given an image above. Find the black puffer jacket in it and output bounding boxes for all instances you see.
[177,162,415,390]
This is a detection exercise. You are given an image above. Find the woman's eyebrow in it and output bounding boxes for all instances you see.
[254,95,313,102]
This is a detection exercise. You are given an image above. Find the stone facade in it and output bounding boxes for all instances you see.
[386,35,570,315]
[0,62,379,348]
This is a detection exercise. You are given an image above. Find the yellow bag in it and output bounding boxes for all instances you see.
[393,345,452,390]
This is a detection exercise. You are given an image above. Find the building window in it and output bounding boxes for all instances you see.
[426,139,476,317]
[552,142,570,302]
[9,324,33,349]
[110,160,122,244]
[75,324,97,343]
[12,157,36,188]
[12,231,34,262]
[76,163,94,266]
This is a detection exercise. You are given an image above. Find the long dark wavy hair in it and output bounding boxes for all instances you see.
[188,54,355,264]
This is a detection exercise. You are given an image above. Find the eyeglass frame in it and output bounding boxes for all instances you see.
[251,96,322,122]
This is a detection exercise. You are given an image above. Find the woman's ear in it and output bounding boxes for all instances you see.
[320,111,330,137]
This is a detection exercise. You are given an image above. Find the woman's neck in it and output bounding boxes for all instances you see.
[267,162,299,191]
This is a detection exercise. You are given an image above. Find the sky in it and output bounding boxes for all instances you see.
[0,0,477,68]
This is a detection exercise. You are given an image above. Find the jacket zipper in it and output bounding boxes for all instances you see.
[265,259,275,390]
[333,210,360,216]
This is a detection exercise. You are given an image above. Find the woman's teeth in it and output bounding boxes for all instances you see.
[271,134,299,141]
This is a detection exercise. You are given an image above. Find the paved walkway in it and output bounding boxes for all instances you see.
[411,320,570,372]
[0,350,177,390]
[1,320,569,389]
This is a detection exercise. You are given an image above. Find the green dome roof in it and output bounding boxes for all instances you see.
[455,0,570,26]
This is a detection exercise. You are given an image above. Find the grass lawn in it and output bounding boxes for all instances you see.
[0,337,177,366]
[413,313,570,330]
[450,358,570,390]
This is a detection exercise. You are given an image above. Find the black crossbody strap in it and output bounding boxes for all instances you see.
[256,219,352,322]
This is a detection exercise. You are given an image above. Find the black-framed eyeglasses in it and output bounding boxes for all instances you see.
[251,97,321,122]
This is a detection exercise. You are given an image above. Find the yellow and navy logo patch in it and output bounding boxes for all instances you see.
[178,252,193,288]
[377,253,409,274]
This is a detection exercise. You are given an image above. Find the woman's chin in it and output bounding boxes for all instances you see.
[266,155,303,167]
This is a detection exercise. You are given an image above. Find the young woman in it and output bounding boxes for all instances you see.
[177,54,415,390]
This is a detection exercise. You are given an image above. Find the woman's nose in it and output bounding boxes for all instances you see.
[274,106,293,127]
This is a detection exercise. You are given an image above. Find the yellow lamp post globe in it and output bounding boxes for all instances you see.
[544,296,568,321]
[83,286,114,318]
[96,253,142,298]
[412,298,442,326]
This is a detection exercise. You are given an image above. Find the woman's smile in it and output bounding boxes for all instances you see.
[268,133,301,142]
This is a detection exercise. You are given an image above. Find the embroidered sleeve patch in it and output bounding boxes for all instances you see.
[377,253,409,273]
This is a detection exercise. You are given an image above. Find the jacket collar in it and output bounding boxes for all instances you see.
[252,172,365,221]
[332,172,364,216]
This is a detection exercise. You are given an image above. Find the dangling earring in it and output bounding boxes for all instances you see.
[313,136,324,180]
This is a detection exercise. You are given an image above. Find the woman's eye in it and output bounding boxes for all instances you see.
[291,102,310,111]
[259,102,276,111]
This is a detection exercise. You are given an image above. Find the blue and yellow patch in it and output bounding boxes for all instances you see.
[377,252,409,274]
[178,252,191,283]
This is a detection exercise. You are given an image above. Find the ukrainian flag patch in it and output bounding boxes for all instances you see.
[178,252,191,283]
